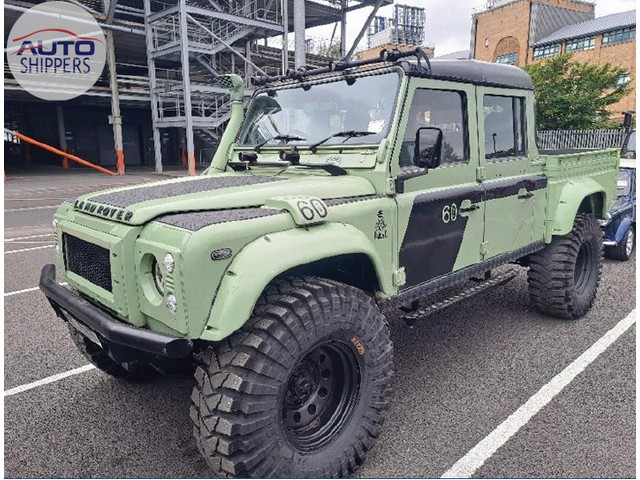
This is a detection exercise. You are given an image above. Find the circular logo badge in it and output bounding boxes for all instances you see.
[6,1,106,101]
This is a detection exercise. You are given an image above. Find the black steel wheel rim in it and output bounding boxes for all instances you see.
[281,341,361,451]
[574,242,593,294]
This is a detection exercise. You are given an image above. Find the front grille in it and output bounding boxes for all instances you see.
[63,233,112,292]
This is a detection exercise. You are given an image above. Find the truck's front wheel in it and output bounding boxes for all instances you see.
[190,276,393,478]
[527,213,603,319]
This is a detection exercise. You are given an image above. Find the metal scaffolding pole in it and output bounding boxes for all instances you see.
[143,0,164,173]
[105,29,125,175]
[282,0,289,72]
[340,0,347,58]
[343,0,385,61]
[179,0,196,176]
[293,0,305,68]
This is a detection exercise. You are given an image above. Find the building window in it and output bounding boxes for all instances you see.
[533,43,560,59]
[566,36,596,52]
[495,52,518,65]
[617,73,631,87]
[602,27,636,46]
[483,95,526,160]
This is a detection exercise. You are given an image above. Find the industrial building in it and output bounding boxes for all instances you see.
[4,0,397,174]
[470,0,636,119]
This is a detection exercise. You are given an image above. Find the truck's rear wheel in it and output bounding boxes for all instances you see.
[190,276,393,478]
[68,325,154,382]
[605,226,635,261]
[527,214,603,319]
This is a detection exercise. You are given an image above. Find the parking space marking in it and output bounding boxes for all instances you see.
[5,205,59,213]
[5,282,67,297]
[5,245,55,254]
[4,364,95,398]
[441,309,636,479]
[5,234,53,242]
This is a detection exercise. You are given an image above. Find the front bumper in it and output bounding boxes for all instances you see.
[39,264,193,362]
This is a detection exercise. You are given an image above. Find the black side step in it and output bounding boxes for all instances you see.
[401,268,519,325]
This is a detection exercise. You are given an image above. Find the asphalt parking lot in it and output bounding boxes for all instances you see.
[4,169,636,478]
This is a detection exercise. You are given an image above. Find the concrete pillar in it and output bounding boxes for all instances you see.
[56,104,68,169]
[293,0,305,69]
[340,0,347,59]
[106,29,125,175]
[179,0,196,176]
[143,0,164,173]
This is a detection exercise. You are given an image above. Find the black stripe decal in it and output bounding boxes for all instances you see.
[399,175,547,287]
[483,175,547,201]
[399,184,483,287]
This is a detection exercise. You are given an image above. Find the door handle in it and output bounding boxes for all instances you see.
[459,204,480,213]
[518,191,534,200]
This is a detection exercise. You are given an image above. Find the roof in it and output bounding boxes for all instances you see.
[407,59,534,90]
[534,9,636,46]
[435,49,471,59]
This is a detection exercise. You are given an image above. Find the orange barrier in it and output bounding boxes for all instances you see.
[4,129,116,176]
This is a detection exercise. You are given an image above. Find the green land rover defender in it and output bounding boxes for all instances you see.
[40,49,618,478]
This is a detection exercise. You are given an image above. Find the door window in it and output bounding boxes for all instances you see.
[483,95,526,161]
[400,89,468,168]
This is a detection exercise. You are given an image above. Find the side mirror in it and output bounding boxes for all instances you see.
[415,127,443,169]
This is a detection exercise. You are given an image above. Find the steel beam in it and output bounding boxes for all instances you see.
[340,0,347,58]
[343,0,385,61]
[143,0,164,173]
[293,0,305,68]
[179,0,197,176]
[105,0,118,23]
[185,5,283,31]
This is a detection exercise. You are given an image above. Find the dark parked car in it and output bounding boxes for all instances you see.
[603,160,636,261]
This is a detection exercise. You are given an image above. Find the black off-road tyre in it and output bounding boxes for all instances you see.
[527,214,603,319]
[190,276,393,478]
[605,226,635,261]
[68,325,155,382]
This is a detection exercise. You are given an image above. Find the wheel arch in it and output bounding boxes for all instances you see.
[548,179,609,241]
[199,223,393,341]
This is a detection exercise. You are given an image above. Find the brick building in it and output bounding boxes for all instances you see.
[471,0,635,118]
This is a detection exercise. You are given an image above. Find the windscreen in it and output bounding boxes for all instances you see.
[238,72,400,148]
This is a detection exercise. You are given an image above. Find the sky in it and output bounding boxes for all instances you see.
[310,0,637,57]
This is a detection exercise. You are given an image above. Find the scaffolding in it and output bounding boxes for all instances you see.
[368,3,425,48]
[5,0,392,174]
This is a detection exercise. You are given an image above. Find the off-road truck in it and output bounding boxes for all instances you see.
[40,48,619,478]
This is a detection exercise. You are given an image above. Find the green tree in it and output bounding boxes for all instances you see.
[316,41,341,60]
[524,53,629,130]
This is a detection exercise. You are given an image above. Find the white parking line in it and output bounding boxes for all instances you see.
[5,205,59,213]
[5,282,67,297]
[441,309,636,479]
[5,245,55,254]
[5,234,53,242]
[4,365,96,397]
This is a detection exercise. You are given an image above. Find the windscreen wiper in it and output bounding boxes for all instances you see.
[309,130,375,152]
[255,135,306,152]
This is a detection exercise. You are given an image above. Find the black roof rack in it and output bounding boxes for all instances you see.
[250,47,534,91]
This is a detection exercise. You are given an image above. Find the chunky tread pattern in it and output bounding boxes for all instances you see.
[605,226,634,261]
[190,276,393,478]
[527,214,603,319]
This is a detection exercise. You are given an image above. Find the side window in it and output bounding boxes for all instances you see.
[400,89,468,168]
[483,95,526,161]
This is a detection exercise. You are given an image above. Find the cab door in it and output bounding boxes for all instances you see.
[393,80,484,290]
[477,87,546,259]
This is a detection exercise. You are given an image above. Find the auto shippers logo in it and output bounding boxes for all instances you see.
[6,1,106,101]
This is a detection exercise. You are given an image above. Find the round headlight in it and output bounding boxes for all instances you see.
[163,253,175,273]
[152,258,165,295]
